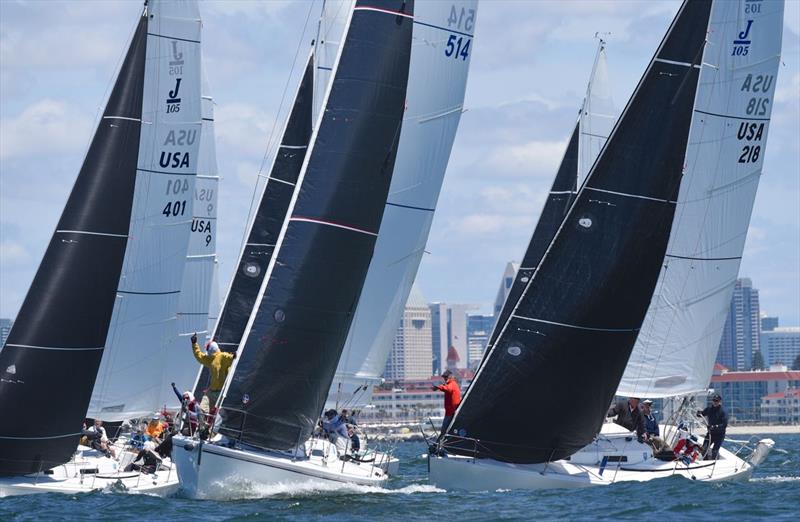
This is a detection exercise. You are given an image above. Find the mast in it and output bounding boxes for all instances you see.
[217,0,415,451]
[87,0,203,421]
[445,0,713,464]
[617,0,785,398]
[328,0,479,409]
[0,8,149,476]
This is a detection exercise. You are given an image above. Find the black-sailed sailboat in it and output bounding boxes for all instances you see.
[0,1,203,496]
[173,0,414,499]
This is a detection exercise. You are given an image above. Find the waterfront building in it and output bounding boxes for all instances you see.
[716,278,761,370]
[760,327,800,368]
[493,261,519,317]
[710,364,800,423]
[0,318,11,348]
[430,302,448,375]
[467,313,494,367]
[428,302,476,373]
[760,388,800,424]
[365,371,475,421]
[761,315,779,332]
[385,284,434,380]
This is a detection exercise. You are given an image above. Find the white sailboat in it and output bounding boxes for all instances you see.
[172,0,416,499]
[430,0,784,491]
[0,0,204,496]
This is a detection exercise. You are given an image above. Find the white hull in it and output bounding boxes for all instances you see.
[430,425,774,491]
[173,436,387,500]
[0,445,179,497]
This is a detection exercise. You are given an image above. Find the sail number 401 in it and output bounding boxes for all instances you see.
[445,35,471,61]
[163,200,187,217]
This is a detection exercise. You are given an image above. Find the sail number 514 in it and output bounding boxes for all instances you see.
[445,35,471,61]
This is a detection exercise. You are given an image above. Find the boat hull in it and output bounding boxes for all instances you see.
[172,436,388,500]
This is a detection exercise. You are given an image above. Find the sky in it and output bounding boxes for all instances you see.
[1,0,799,325]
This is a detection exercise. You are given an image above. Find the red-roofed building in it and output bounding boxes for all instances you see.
[761,389,800,424]
[709,364,800,423]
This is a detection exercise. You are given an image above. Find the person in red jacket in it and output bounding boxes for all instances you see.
[433,370,461,440]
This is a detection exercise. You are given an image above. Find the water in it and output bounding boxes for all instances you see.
[2,433,798,521]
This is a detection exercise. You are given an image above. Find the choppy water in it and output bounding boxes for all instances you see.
[2,433,798,521]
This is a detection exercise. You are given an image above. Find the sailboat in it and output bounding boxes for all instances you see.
[429,0,784,490]
[172,0,415,499]
[324,0,478,473]
[0,0,203,495]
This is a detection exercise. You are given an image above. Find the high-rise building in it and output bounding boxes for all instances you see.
[385,284,434,381]
[493,262,519,317]
[428,302,477,374]
[760,327,800,368]
[467,314,494,367]
[448,304,474,369]
[0,318,12,348]
[430,302,448,375]
[761,315,779,332]
[716,278,761,371]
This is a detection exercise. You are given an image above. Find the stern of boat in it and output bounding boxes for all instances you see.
[747,438,774,468]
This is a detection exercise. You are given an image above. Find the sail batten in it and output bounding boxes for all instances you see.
[446,0,713,464]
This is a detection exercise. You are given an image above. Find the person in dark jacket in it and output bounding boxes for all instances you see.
[124,441,162,474]
[697,394,728,459]
[607,397,646,442]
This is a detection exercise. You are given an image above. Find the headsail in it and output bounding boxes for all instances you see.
[445,0,713,464]
[485,41,614,359]
[617,0,785,398]
[328,0,478,409]
[0,8,150,475]
[157,75,219,410]
[218,0,414,451]
[87,0,203,421]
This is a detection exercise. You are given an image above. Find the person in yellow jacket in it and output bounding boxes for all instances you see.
[190,333,235,414]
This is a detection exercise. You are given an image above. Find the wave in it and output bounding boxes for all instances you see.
[751,475,800,483]
[202,477,445,500]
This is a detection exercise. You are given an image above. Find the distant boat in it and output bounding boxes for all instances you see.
[0,0,203,495]
[430,0,784,490]
[172,0,415,499]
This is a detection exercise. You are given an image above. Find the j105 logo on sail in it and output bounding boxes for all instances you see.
[169,40,184,75]
[166,78,182,113]
[732,20,754,56]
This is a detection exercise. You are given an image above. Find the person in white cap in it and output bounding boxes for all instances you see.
[190,333,235,419]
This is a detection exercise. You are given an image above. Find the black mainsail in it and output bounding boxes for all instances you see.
[444,0,712,464]
[0,14,148,475]
[218,0,414,451]
[197,55,314,382]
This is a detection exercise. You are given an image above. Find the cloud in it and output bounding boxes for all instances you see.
[0,99,94,159]
[0,240,30,267]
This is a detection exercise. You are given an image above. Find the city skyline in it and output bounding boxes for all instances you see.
[1,1,798,324]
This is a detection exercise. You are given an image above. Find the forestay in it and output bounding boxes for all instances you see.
[617,0,785,398]
[0,8,149,476]
[218,0,414,451]
[159,76,219,410]
[328,0,478,409]
[88,0,203,421]
[445,0,712,464]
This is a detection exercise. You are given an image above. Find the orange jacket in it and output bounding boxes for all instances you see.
[436,379,462,416]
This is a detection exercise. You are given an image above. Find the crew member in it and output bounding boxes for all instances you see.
[191,333,235,414]
[607,397,646,442]
[433,370,461,440]
[697,394,728,460]
[641,399,669,454]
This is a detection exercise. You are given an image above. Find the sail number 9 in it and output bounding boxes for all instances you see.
[445,35,471,61]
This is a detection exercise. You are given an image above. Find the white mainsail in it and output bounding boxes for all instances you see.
[87,0,203,421]
[617,0,784,398]
[156,81,219,410]
[578,40,615,184]
[328,0,478,408]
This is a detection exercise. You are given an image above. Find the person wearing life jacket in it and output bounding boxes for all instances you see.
[433,370,462,440]
[190,333,235,416]
[697,394,728,460]
[125,440,162,474]
[673,430,701,465]
[171,382,200,434]
[323,409,352,456]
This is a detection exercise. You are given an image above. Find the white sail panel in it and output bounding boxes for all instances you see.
[328,0,478,408]
[578,42,615,184]
[157,89,219,410]
[617,0,784,398]
[88,0,203,420]
[313,0,353,123]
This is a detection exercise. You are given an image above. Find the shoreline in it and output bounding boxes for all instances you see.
[726,425,800,435]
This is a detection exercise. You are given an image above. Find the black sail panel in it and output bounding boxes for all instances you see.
[487,123,579,352]
[446,0,712,464]
[199,56,314,380]
[0,15,148,475]
[220,0,414,450]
